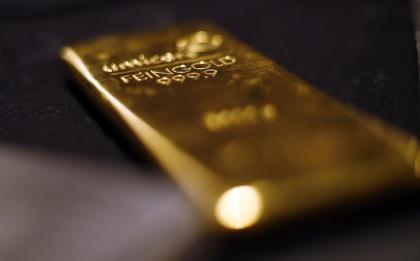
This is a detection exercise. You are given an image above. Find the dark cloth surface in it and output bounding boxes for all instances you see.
[0,0,420,260]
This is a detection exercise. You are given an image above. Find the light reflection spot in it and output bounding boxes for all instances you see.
[214,185,263,230]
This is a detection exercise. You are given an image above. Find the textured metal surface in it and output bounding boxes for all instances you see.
[62,23,419,230]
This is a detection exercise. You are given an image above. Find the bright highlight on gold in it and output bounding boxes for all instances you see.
[215,185,263,230]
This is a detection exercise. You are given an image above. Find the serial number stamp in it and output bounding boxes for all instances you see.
[203,104,277,131]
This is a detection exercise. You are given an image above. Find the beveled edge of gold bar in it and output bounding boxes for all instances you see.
[61,45,228,219]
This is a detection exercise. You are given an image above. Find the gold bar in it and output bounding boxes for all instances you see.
[61,24,420,230]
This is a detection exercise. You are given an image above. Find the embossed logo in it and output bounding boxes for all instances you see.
[176,30,223,54]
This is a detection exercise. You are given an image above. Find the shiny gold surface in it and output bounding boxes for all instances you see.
[61,24,418,230]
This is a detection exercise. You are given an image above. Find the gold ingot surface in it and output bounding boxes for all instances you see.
[62,24,419,230]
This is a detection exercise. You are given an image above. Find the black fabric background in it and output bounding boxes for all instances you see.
[1,0,420,260]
